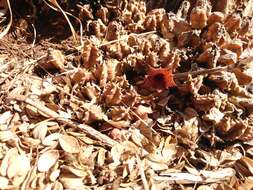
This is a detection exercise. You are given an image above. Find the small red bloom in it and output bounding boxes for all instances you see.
[143,68,176,90]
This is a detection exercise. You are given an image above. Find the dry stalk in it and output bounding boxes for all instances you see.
[173,57,253,79]
[11,95,117,147]
[98,31,157,47]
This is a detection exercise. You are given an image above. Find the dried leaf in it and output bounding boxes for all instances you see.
[7,154,30,178]
[38,150,59,172]
[0,176,9,189]
[59,135,80,154]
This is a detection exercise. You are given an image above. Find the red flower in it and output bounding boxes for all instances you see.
[143,68,176,90]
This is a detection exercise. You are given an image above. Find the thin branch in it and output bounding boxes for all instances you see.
[11,95,117,147]
[98,31,157,47]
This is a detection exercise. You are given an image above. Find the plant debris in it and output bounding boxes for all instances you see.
[0,0,253,189]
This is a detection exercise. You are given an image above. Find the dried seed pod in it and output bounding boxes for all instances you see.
[208,11,225,25]
[103,83,123,105]
[206,22,229,43]
[144,9,165,31]
[95,63,108,88]
[106,59,120,81]
[33,124,48,141]
[134,105,152,120]
[122,10,133,24]
[173,20,191,35]
[212,0,236,14]
[52,181,63,190]
[0,177,8,189]
[222,40,243,57]
[96,6,109,24]
[239,17,253,36]
[232,68,253,85]
[218,49,238,65]
[7,154,30,178]
[224,13,242,34]
[193,94,220,112]
[148,53,160,68]
[81,42,101,69]
[105,21,120,41]
[106,41,132,60]
[144,14,157,31]
[190,8,208,29]
[203,107,225,124]
[177,75,204,95]
[160,51,181,72]
[38,49,65,73]
[216,117,252,141]
[59,176,84,189]
[79,4,93,20]
[242,1,253,17]
[89,19,107,38]
[197,46,220,68]
[82,103,106,123]
[177,30,201,49]
[160,14,175,40]
[140,40,153,55]
[107,106,130,121]
[70,68,93,84]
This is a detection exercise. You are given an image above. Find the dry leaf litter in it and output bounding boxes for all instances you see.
[0,0,253,189]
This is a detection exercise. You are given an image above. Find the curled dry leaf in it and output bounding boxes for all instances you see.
[59,135,80,154]
[39,49,65,72]
[38,150,59,172]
